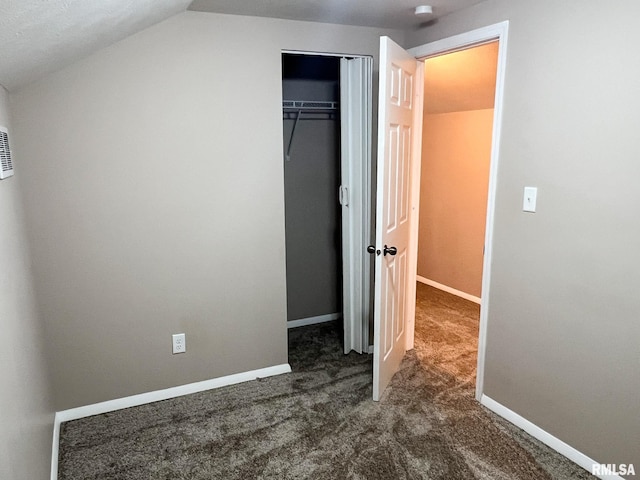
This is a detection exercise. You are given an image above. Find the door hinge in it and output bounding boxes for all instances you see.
[339,185,349,206]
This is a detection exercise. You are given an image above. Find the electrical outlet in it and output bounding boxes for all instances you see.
[172,333,186,354]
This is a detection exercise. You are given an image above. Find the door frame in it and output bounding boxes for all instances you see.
[407,21,509,400]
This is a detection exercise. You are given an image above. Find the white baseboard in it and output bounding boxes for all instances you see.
[50,363,291,480]
[480,395,625,480]
[287,312,341,329]
[50,415,61,480]
[416,276,481,305]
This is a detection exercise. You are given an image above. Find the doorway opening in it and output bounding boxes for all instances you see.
[282,53,343,333]
[403,20,509,402]
[282,52,373,362]
[415,41,499,387]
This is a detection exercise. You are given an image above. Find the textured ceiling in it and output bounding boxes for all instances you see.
[0,0,191,91]
[0,0,485,92]
[189,0,484,30]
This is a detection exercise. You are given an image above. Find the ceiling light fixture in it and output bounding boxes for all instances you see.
[414,5,433,16]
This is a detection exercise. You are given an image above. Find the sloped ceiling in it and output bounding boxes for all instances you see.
[424,41,499,114]
[0,0,485,92]
[0,0,191,91]
[189,0,485,30]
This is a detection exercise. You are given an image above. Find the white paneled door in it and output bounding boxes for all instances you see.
[372,37,423,401]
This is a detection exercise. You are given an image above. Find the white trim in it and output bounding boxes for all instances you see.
[50,363,291,480]
[405,59,425,352]
[368,344,374,354]
[408,21,509,402]
[50,417,61,480]
[481,395,625,480]
[56,364,291,421]
[408,22,508,58]
[416,276,481,304]
[287,313,341,329]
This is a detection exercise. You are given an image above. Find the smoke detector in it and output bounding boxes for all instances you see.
[415,5,433,16]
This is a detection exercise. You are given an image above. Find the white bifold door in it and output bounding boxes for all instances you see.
[372,37,423,401]
[340,56,373,355]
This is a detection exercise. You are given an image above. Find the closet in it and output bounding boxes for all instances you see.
[282,54,343,328]
[282,51,373,355]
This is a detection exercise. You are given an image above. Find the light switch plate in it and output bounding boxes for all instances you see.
[523,187,537,213]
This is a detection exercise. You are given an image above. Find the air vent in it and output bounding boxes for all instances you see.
[0,126,13,180]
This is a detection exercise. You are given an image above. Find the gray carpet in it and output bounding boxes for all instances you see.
[58,284,594,479]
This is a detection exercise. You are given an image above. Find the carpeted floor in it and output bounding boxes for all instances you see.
[58,283,594,479]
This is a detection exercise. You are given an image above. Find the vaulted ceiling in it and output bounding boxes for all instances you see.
[0,0,191,91]
[424,41,499,114]
[0,0,484,92]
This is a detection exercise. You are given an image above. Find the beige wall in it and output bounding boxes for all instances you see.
[0,86,53,479]
[10,11,402,410]
[418,109,493,297]
[407,0,640,472]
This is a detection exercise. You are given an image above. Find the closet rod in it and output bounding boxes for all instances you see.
[283,101,339,161]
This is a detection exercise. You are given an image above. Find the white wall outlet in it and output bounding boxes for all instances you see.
[172,333,186,354]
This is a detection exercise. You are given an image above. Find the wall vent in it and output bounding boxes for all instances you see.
[0,126,13,179]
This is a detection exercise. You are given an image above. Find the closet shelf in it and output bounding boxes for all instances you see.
[283,100,339,111]
[283,100,339,161]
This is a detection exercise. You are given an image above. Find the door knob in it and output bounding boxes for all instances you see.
[383,245,397,256]
[367,245,381,255]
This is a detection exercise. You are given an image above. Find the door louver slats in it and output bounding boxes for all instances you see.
[0,127,13,179]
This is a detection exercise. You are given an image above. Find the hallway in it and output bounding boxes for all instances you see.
[414,282,480,385]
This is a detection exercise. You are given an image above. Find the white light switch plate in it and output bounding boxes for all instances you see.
[523,187,537,213]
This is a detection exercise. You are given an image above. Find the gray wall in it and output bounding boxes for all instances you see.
[407,0,640,472]
[283,78,342,321]
[10,11,402,410]
[0,86,53,479]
